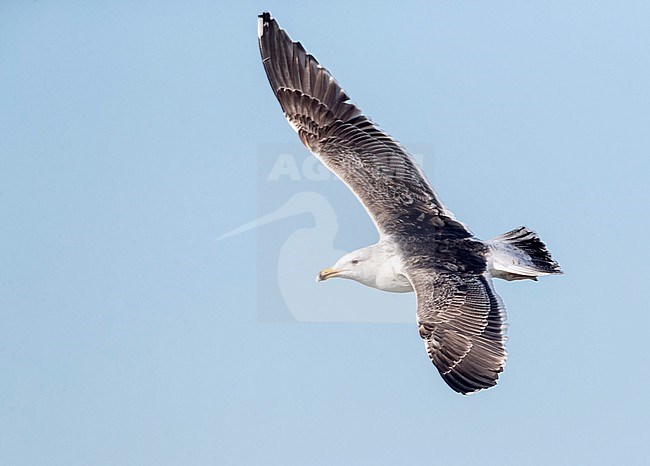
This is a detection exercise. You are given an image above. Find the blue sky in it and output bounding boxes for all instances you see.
[2,1,649,465]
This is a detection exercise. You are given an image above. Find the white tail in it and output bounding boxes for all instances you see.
[486,227,562,281]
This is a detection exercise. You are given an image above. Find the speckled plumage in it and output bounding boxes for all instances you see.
[258,12,561,394]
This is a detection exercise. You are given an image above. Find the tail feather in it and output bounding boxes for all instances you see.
[487,227,562,281]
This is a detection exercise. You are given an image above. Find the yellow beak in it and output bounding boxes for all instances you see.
[317,267,342,282]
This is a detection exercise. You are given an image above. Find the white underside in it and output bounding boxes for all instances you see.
[486,241,550,281]
[372,268,414,293]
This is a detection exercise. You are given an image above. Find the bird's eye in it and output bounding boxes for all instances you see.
[351,259,359,265]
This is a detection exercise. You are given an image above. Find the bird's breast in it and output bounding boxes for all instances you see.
[374,271,414,293]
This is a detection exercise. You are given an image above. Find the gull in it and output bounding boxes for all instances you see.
[257,12,562,394]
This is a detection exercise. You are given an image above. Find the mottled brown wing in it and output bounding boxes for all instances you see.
[407,270,508,394]
[258,12,471,240]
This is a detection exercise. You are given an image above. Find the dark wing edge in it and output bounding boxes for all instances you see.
[409,270,508,394]
[258,12,375,150]
[258,12,470,239]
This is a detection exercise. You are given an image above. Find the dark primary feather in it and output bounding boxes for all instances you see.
[258,12,474,246]
[407,270,508,394]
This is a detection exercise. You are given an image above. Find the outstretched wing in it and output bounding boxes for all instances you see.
[258,12,470,240]
[407,269,508,394]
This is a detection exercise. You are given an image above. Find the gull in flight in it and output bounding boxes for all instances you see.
[257,12,562,394]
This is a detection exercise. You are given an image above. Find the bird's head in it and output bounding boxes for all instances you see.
[317,248,375,284]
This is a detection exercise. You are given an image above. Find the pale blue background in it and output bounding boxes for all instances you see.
[2,1,649,465]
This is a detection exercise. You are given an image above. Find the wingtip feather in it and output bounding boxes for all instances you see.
[258,12,272,39]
